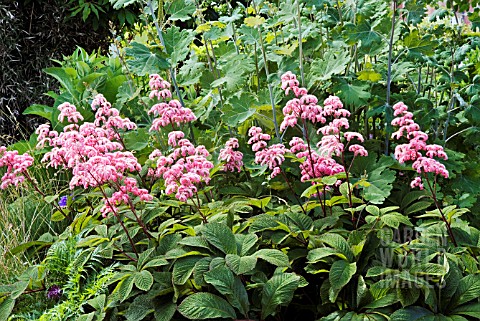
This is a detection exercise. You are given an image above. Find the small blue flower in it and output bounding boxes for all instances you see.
[58,196,68,208]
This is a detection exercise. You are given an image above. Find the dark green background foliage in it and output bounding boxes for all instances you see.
[0,0,127,145]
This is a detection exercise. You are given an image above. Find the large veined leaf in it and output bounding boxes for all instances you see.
[317,233,354,262]
[309,50,350,84]
[134,270,154,291]
[261,273,301,319]
[235,234,258,256]
[202,222,237,255]
[165,0,195,21]
[254,249,290,267]
[125,294,154,321]
[332,79,371,106]
[307,247,347,263]
[177,56,205,86]
[204,266,250,317]
[22,104,53,121]
[403,30,436,59]
[154,301,176,321]
[163,26,195,66]
[450,274,480,308]
[173,256,201,285]
[222,92,257,127]
[352,154,396,204]
[123,127,150,151]
[452,302,480,319]
[225,254,257,275]
[390,306,434,321]
[329,260,357,302]
[321,311,388,321]
[0,296,15,321]
[125,42,170,76]
[178,293,236,319]
[115,274,135,302]
[344,21,383,52]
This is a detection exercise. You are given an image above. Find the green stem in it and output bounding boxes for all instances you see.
[147,0,196,144]
[384,0,397,155]
[296,0,305,87]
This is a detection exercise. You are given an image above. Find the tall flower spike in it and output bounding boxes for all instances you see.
[391,102,449,189]
[0,147,34,189]
[218,138,243,173]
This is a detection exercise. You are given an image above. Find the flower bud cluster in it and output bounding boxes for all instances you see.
[391,102,449,190]
[218,138,244,173]
[247,127,286,178]
[0,147,34,189]
[148,74,196,131]
[278,72,368,186]
[148,131,213,202]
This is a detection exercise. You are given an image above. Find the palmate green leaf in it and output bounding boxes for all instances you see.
[177,55,205,86]
[202,222,237,255]
[123,127,150,151]
[222,92,257,127]
[329,260,357,302]
[204,266,250,317]
[344,21,383,49]
[178,293,236,319]
[261,273,301,319]
[403,30,436,59]
[308,50,350,84]
[165,0,195,21]
[125,42,170,76]
[163,26,195,66]
[332,79,371,106]
[353,154,396,204]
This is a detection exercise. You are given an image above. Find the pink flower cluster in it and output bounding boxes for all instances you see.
[280,72,325,131]
[149,74,172,100]
[148,74,196,131]
[289,137,344,182]
[391,102,449,190]
[36,94,151,215]
[92,94,137,138]
[278,72,368,186]
[58,102,84,123]
[0,147,34,189]
[218,138,243,172]
[248,127,286,178]
[148,131,213,202]
[101,177,153,217]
